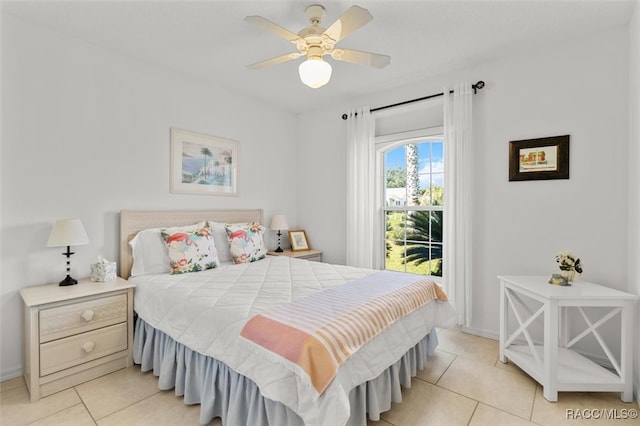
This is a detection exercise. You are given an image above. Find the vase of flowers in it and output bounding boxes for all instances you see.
[555,251,583,282]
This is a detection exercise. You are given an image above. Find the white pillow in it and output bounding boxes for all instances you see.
[208,221,233,263]
[129,221,206,276]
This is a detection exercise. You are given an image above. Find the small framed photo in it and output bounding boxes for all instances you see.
[509,135,570,181]
[170,128,238,195]
[288,230,310,251]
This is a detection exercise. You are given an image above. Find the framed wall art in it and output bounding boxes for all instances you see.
[170,128,238,195]
[509,135,569,181]
[288,230,310,251]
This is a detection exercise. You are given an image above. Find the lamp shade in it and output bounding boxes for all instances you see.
[47,219,90,247]
[298,58,332,88]
[270,214,290,231]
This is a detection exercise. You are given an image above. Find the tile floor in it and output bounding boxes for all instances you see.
[1,327,638,425]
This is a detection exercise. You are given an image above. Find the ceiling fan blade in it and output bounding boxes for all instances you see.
[247,53,303,70]
[331,48,390,69]
[245,16,301,43]
[323,5,373,43]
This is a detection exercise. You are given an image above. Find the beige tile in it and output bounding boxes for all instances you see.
[27,403,95,426]
[0,387,80,426]
[436,328,500,366]
[437,356,537,419]
[97,390,221,426]
[531,385,640,426]
[0,376,26,393]
[416,349,455,384]
[469,403,536,426]
[75,366,161,420]
[494,358,531,377]
[381,379,477,426]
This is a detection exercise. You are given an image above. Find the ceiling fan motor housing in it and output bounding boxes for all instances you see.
[305,4,326,24]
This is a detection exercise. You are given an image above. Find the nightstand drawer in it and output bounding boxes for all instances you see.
[39,322,128,376]
[267,249,323,262]
[298,253,322,262]
[39,294,127,343]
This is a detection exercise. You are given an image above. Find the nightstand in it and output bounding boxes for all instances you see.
[268,249,323,262]
[20,277,135,402]
[498,275,638,402]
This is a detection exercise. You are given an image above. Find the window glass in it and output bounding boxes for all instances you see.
[383,138,444,277]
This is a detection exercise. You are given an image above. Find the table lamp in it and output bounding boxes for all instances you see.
[47,219,89,286]
[270,214,289,253]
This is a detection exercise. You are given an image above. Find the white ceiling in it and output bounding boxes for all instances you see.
[3,0,636,113]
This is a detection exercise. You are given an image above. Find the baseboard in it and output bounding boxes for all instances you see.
[1,367,23,382]
[461,325,499,341]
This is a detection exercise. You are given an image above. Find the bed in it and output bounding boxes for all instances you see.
[120,209,456,426]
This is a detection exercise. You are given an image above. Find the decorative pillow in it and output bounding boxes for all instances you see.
[161,225,220,274]
[129,221,206,276]
[225,222,267,264]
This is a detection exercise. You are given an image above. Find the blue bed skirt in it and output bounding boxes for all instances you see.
[133,318,439,426]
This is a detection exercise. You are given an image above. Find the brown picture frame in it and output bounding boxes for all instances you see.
[509,135,570,181]
[288,230,310,251]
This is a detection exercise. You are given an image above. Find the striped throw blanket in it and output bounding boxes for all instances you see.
[240,270,448,394]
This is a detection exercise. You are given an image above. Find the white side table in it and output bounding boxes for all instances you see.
[20,277,135,401]
[498,275,637,402]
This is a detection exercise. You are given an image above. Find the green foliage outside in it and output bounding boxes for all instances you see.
[385,201,444,277]
[386,165,406,188]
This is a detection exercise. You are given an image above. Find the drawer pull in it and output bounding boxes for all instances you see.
[81,341,95,353]
[81,310,95,322]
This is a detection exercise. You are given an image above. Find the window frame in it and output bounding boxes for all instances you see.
[376,126,445,278]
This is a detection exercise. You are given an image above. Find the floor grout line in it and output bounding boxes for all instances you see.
[74,387,98,425]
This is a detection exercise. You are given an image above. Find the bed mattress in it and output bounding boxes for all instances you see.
[132,256,455,426]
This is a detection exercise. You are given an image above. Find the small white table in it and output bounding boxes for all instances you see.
[498,275,637,402]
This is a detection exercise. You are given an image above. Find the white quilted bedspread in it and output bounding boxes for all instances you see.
[132,256,455,426]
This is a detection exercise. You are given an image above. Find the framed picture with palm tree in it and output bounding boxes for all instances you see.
[170,128,239,195]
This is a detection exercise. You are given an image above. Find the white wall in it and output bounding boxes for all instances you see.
[297,26,630,353]
[0,14,298,379]
[627,1,640,405]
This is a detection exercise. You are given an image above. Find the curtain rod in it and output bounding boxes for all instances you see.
[340,80,485,120]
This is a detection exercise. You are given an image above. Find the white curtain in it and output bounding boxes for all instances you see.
[443,82,473,327]
[346,107,381,269]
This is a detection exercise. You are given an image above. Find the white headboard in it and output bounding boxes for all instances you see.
[119,209,263,279]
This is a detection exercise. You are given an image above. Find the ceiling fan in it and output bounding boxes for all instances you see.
[245,4,391,88]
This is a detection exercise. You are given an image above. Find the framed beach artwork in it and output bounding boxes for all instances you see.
[170,128,238,195]
[509,135,569,181]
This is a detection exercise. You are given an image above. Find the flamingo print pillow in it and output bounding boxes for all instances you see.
[161,225,220,274]
[225,222,267,264]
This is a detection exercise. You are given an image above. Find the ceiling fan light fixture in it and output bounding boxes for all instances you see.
[298,58,332,88]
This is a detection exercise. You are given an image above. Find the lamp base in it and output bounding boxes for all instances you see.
[59,275,78,286]
[275,231,284,252]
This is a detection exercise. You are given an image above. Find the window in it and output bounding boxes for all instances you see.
[380,134,444,277]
